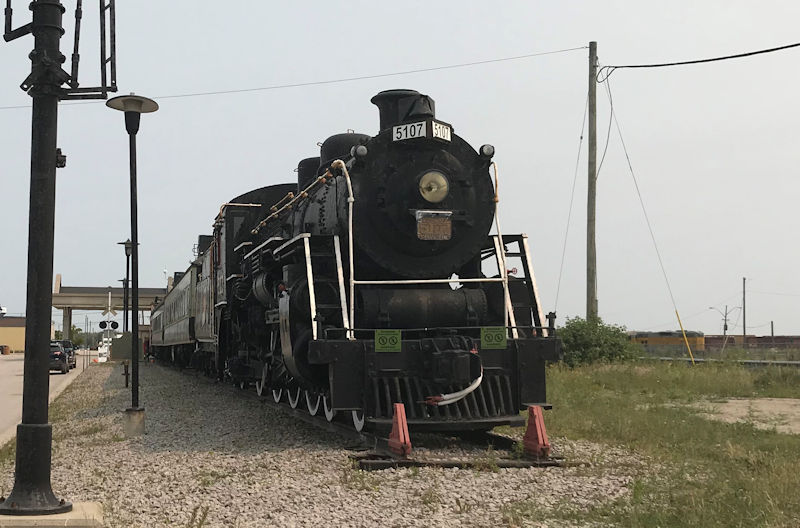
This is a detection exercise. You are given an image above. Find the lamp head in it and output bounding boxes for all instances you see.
[106,94,158,114]
[106,93,158,135]
[118,239,133,257]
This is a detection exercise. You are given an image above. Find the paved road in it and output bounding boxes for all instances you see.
[0,351,92,447]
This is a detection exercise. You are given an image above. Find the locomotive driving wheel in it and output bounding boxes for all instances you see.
[352,409,365,432]
[305,390,321,416]
[255,364,268,397]
[323,395,336,422]
[272,388,283,403]
[287,386,302,409]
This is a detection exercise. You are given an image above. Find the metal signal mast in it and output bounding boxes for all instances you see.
[0,0,117,516]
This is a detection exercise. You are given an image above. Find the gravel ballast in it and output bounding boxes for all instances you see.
[0,364,649,527]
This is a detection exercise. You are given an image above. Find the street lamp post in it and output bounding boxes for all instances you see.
[709,305,740,354]
[107,94,158,436]
[117,239,132,332]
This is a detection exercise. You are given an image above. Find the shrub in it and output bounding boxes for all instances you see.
[558,316,641,367]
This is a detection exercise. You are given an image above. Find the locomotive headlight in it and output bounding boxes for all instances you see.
[419,171,449,203]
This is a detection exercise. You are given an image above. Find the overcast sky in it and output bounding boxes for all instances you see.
[1,1,798,335]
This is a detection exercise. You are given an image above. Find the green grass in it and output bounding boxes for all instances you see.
[506,362,800,528]
[339,460,379,491]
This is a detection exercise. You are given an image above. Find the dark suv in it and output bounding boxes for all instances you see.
[58,340,77,370]
[49,341,69,374]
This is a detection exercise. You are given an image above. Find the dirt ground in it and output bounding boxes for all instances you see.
[693,398,800,434]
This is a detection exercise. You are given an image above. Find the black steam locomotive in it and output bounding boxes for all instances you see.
[151,89,560,432]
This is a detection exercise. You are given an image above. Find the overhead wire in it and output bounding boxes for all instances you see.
[605,75,682,317]
[595,82,613,181]
[0,46,588,111]
[750,290,800,298]
[598,40,800,82]
[554,94,588,311]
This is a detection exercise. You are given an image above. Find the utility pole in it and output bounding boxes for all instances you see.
[771,320,774,347]
[742,277,746,348]
[587,40,598,321]
[721,304,729,351]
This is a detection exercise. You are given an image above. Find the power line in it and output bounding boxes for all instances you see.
[607,76,681,314]
[594,79,613,181]
[750,290,800,298]
[0,46,587,111]
[554,94,589,311]
[598,40,800,82]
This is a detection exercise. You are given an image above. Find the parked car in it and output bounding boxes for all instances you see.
[49,341,69,374]
[58,340,77,370]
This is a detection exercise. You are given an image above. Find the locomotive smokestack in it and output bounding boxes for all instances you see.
[371,89,435,131]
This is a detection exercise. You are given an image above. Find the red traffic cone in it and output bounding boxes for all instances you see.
[388,403,412,457]
[522,405,550,458]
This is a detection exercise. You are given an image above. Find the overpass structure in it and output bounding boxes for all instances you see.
[52,274,167,339]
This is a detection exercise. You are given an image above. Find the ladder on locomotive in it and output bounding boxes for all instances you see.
[276,234,350,340]
[486,234,549,338]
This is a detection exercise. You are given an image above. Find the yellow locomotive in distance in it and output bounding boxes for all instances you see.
[629,331,706,354]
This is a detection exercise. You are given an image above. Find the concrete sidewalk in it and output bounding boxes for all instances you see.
[0,351,94,448]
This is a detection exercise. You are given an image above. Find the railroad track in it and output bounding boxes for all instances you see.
[646,357,800,368]
[167,362,568,471]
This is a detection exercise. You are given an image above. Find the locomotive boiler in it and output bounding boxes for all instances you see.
[151,89,561,432]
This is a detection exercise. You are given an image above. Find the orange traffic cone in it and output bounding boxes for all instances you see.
[522,405,550,457]
[388,403,412,457]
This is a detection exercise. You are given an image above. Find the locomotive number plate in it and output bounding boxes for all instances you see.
[393,120,452,142]
[393,121,426,141]
[416,210,452,240]
[431,121,452,141]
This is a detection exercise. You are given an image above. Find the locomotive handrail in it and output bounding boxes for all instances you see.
[331,159,356,341]
[490,162,517,340]
[250,170,333,235]
[352,277,506,285]
[322,324,555,339]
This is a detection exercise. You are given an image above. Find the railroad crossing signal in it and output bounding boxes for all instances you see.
[98,321,119,330]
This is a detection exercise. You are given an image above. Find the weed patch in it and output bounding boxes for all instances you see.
[514,362,800,527]
[339,461,378,491]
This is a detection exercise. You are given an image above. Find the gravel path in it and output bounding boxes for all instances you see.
[0,364,649,527]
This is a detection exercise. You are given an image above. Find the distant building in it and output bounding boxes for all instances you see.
[0,316,55,352]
